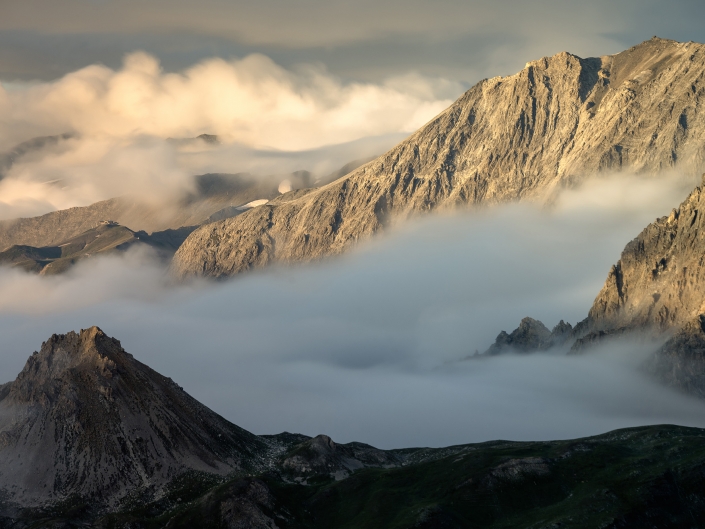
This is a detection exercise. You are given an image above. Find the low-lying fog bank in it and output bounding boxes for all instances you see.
[0,174,703,448]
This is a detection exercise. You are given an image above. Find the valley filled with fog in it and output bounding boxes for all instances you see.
[0,170,702,448]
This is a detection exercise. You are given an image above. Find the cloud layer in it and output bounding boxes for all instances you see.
[3,0,704,86]
[0,52,456,151]
[0,52,455,219]
[0,174,701,448]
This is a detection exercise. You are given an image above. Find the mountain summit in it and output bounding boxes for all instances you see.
[173,37,705,278]
[3,330,705,527]
[0,327,267,508]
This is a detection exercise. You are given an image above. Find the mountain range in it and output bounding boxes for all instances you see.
[6,36,705,526]
[2,327,705,528]
[0,221,194,274]
[0,157,371,254]
[171,37,705,278]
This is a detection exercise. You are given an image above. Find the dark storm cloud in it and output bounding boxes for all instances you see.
[2,0,704,83]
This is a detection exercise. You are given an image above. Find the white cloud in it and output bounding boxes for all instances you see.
[1,52,458,151]
[0,175,700,448]
[0,136,195,219]
[0,52,458,219]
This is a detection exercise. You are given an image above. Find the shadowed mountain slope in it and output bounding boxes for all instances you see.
[0,327,268,508]
[19,425,705,529]
[0,222,195,274]
[173,37,705,278]
[0,159,372,254]
[3,330,705,527]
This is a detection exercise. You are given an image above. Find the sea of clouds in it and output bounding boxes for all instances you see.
[0,173,703,448]
[1,50,704,449]
[0,52,459,219]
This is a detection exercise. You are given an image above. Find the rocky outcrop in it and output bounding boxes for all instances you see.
[0,327,268,508]
[647,315,705,398]
[568,327,632,355]
[280,434,403,481]
[483,317,573,355]
[173,37,705,278]
[586,176,705,334]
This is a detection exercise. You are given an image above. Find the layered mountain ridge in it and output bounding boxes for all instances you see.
[173,37,705,278]
[0,222,195,274]
[3,329,705,527]
[0,161,371,258]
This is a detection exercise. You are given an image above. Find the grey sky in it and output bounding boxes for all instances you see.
[2,0,704,83]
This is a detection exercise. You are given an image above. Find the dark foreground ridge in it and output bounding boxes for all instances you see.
[2,328,705,528]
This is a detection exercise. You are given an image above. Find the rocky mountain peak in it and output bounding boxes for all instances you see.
[10,327,123,402]
[587,179,705,334]
[483,317,574,355]
[310,434,336,453]
[0,327,268,508]
[173,38,705,279]
[281,434,402,481]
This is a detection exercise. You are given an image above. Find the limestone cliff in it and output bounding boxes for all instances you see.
[587,176,705,333]
[173,37,705,278]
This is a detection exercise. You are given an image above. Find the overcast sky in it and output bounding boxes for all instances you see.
[2,0,704,84]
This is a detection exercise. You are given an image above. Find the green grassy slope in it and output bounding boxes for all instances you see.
[76,425,705,529]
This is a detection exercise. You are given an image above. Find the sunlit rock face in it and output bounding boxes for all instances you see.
[580,177,705,395]
[173,37,705,278]
[543,174,705,395]
[587,179,705,334]
[0,327,268,508]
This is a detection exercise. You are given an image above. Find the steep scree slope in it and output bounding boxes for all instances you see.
[0,327,268,508]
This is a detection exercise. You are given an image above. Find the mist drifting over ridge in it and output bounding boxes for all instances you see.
[1,34,705,448]
[0,173,703,448]
[0,51,458,220]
